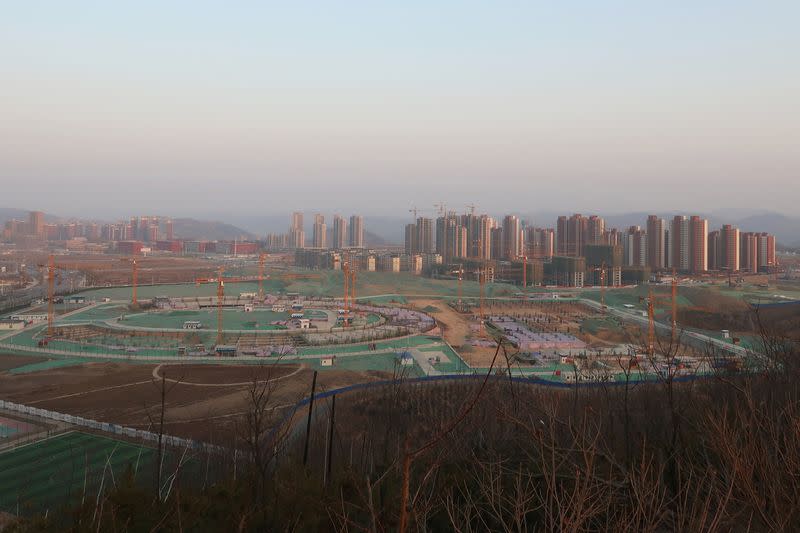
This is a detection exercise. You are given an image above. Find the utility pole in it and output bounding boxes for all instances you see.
[155,372,166,499]
[302,370,318,467]
[324,394,336,487]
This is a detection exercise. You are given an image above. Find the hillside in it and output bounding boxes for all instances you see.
[0,208,58,224]
[170,218,255,241]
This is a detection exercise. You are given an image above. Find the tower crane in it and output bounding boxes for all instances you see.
[343,258,350,325]
[349,262,357,312]
[37,254,57,337]
[47,254,55,336]
[522,255,528,292]
[131,258,138,307]
[119,257,139,306]
[450,264,464,312]
[643,273,678,356]
[340,254,358,325]
[195,267,247,347]
[600,261,606,311]
[258,252,268,300]
[457,263,463,312]
[478,265,486,337]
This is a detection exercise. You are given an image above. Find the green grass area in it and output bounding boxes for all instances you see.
[581,316,625,335]
[417,344,471,373]
[3,326,186,357]
[717,284,800,304]
[286,271,522,299]
[305,352,424,376]
[9,358,93,374]
[583,285,725,312]
[0,432,160,516]
[120,308,297,331]
[4,327,41,347]
[298,335,440,356]
[74,280,285,300]
[59,304,131,323]
[361,295,408,304]
[682,327,764,351]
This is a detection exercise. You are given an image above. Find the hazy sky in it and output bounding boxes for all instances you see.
[2,1,798,218]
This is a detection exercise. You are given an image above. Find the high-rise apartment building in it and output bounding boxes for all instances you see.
[291,212,304,232]
[689,216,708,273]
[668,216,690,271]
[719,224,740,271]
[348,215,364,248]
[739,232,758,274]
[266,233,288,249]
[460,214,479,258]
[708,230,721,270]
[404,223,417,255]
[527,228,554,259]
[28,211,44,237]
[436,214,463,262]
[312,214,326,248]
[490,227,504,261]
[447,223,468,259]
[602,228,620,246]
[587,215,605,245]
[501,215,522,259]
[556,214,590,257]
[475,215,494,259]
[416,217,434,254]
[756,233,776,271]
[646,216,666,270]
[623,226,647,267]
[288,212,305,248]
[331,215,347,249]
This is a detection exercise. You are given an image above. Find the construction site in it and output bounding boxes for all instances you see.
[0,250,786,522]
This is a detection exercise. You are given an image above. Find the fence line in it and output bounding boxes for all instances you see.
[0,399,225,455]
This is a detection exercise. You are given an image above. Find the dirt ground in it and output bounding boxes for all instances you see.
[409,298,471,347]
[156,363,300,385]
[0,361,393,443]
[15,252,221,286]
[406,299,622,364]
[0,354,46,372]
[459,344,505,367]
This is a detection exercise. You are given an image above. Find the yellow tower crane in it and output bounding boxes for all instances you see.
[195,267,247,347]
[457,263,463,312]
[341,254,358,325]
[343,258,350,326]
[258,252,268,300]
[522,255,528,292]
[349,262,357,312]
[645,275,679,356]
[131,258,138,307]
[479,265,486,337]
[46,254,55,337]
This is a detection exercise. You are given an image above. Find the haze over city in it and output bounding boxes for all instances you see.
[3,2,799,217]
[3,3,800,532]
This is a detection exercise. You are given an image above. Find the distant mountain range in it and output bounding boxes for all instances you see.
[169,218,255,241]
[211,214,398,246]
[2,207,798,246]
[0,208,59,225]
